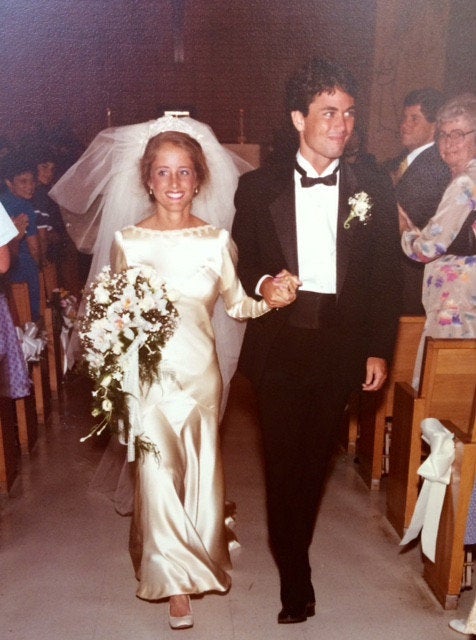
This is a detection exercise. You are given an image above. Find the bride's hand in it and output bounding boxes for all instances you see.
[261,269,301,308]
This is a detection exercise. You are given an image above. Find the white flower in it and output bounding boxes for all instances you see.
[102,399,112,412]
[167,289,180,303]
[126,266,141,285]
[100,374,112,387]
[79,265,178,447]
[344,191,372,229]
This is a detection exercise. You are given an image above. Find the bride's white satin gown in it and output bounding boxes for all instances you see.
[112,224,269,600]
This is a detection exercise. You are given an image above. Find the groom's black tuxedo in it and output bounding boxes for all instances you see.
[233,159,401,392]
[232,157,401,614]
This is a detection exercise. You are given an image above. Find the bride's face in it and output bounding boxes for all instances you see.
[148,142,198,213]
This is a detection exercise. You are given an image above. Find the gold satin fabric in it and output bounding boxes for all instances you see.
[112,224,269,601]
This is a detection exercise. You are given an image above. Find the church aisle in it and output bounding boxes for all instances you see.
[0,373,470,639]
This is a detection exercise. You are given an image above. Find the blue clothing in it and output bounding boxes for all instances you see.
[0,190,41,321]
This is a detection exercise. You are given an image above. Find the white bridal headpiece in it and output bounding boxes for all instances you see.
[50,115,251,288]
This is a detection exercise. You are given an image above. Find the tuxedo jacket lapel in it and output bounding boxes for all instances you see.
[269,178,299,275]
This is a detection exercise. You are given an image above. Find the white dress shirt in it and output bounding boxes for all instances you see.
[256,152,340,296]
[406,141,435,167]
[294,152,339,293]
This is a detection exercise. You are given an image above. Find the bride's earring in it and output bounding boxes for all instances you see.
[194,187,199,195]
[149,187,154,196]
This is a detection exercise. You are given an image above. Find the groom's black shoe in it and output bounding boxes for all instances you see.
[277,601,315,624]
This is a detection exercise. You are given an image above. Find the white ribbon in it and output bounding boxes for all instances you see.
[15,322,47,362]
[117,335,145,462]
[60,326,71,374]
[400,418,455,561]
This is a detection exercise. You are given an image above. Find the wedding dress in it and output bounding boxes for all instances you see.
[112,224,269,599]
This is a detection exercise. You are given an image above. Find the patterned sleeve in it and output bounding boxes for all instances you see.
[401,168,476,263]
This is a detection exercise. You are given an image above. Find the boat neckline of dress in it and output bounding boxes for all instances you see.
[126,223,214,236]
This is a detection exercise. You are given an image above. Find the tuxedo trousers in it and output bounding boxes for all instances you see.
[255,300,350,611]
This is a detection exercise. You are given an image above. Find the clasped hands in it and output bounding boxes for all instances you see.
[261,269,302,309]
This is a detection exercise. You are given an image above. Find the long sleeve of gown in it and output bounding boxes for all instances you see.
[219,232,270,319]
[401,162,476,263]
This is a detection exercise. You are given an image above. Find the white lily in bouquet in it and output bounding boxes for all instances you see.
[78,265,178,460]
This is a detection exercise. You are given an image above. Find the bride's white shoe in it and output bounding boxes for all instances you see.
[448,618,469,634]
[169,595,193,630]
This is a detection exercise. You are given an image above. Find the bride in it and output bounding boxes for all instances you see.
[50,117,297,629]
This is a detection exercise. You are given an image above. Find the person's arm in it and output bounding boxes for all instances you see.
[232,170,300,308]
[401,172,475,262]
[360,167,403,370]
[0,244,10,273]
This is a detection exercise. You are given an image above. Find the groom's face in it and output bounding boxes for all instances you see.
[291,88,355,173]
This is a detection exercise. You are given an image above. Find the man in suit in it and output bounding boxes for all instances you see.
[232,58,401,624]
[385,88,451,314]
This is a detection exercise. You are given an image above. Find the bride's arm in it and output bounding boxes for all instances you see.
[218,232,272,319]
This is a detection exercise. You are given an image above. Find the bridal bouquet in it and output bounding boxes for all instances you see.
[79,265,178,456]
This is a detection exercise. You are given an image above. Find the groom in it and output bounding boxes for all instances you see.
[232,57,401,623]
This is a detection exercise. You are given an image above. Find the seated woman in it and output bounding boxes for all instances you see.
[0,151,41,321]
[400,93,476,387]
[0,202,31,399]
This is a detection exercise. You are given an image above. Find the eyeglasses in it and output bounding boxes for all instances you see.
[437,129,475,143]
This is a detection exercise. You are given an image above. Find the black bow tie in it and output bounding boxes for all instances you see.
[294,161,339,187]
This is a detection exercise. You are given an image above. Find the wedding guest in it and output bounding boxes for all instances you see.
[384,88,451,314]
[31,146,70,273]
[50,116,294,630]
[0,152,41,321]
[400,93,476,387]
[232,57,401,624]
[0,202,31,399]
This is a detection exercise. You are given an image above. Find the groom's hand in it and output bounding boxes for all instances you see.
[260,270,301,308]
[362,357,388,391]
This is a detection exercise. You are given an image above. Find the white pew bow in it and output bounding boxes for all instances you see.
[15,322,47,362]
[400,418,455,561]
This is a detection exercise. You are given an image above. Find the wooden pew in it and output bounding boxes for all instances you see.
[10,282,50,430]
[353,316,425,489]
[39,263,62,399]
[0,396,20,494]
[423,406,476,609]
[386,338,476,538]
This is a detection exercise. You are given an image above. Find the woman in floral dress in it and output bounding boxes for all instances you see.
[400,93,476,388]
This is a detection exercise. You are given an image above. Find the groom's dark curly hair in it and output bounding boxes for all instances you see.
[286,57,358,116]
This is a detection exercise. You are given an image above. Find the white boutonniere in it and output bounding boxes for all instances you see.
[344,192,372,229]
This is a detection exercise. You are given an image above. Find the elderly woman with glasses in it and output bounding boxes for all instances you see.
[399,93,476,388]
